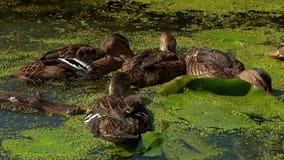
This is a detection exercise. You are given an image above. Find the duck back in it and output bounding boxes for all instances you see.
[39,44,105,64]
[15,44,124,81]
[15,60,69,81]
[122,49,186,88]
[186,48,245,78]
[84,95,152,142]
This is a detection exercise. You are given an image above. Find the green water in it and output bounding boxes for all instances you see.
[0,0,284,159]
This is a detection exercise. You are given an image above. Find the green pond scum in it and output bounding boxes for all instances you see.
[0,0,284,159]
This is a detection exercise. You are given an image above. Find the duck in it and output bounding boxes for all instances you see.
[122,32,186,88]
[185,47,245,78]
[0,91,85,115]
[84,72,152,143]
[268,43,284,60]
[238,68,273,95]
[15,33,134,81]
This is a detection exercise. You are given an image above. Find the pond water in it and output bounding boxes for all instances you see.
[0,7,284,160]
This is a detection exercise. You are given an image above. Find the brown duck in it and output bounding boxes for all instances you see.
[15,33,134,81]
[238,68,273,95]
[0,91,84,116]
[268,43,284,60]
[185,48,245,78]
[122,32,186,88]
[84,72,152,142]
[185,48,273,94]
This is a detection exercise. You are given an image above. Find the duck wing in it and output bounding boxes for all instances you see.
[38,45,108,76]
[186,48,244,78]
[84,95,151,141]
[141,51,179,69]
[124,55,186,87]
[39,44,90,59]
[85,55,123,78]
[16,55,98,81]
[122,49,179,71]
[15,60,72,80]
[90,95,144,119]
[122,49,155,71]
[151,55,186,82]
[39,44,105,64]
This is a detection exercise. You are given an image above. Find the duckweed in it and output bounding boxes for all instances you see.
[0,0,284,159]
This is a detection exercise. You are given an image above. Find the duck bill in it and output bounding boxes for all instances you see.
[268,50,280,58]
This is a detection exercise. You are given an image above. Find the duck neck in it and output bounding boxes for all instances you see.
[109,81,130,96]
[160,32,176,53]
[108,72,131,96]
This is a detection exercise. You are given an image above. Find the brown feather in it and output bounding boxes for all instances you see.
[185,48,245,78]
[122,32,186,88]
[84,72,152,142]
[15,34,132,81]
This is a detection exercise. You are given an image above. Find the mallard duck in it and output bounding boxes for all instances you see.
[268,43,284,60]
[84,72,152,142]
[238,68,273,95]
[15,33,134,81]
[0,91,84,115]
[122,32,186,88]
[185,48,245,78]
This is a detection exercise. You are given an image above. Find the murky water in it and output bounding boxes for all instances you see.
[0,6,284,159]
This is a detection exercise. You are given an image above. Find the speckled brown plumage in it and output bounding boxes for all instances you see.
[185,48,245,78]
[15,33,133,81]
[84,72,152,142]
[122,32,186,88]
[15,60,68,81]
[268,43,284,60]
[0,91,84,115]
[238,68,273,95]
[86,95,151,142]
[39,44,105,63]
[86,55,123,79]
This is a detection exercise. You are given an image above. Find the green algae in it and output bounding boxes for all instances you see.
[142,123,221,159]
[1,25,283,159]
[2,0,284,14]
[0,1,284,159]
[156,75,284,129]
[2,116,114,159]
[233,121,284,159]
[193,28,268,50]
[1,0,283,32]
[136,0,284,13]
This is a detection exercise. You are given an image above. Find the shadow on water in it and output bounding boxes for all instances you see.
[0,110,66,158]
[0,1,283,159]
[273,89,284,102]
[0,110,66,133]
[1,1,284,32]
[0,76,109,102]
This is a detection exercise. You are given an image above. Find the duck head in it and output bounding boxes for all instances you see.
[109,72,131,96]
[238,68,273,95]
[101,33,134,58]
[160,32,177,53]
[268,43,284,59]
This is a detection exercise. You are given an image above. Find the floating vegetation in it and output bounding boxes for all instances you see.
[1,116,114,159]
[0,0,283,159]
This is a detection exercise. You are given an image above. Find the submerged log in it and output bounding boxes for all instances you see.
[0,91,85,116]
